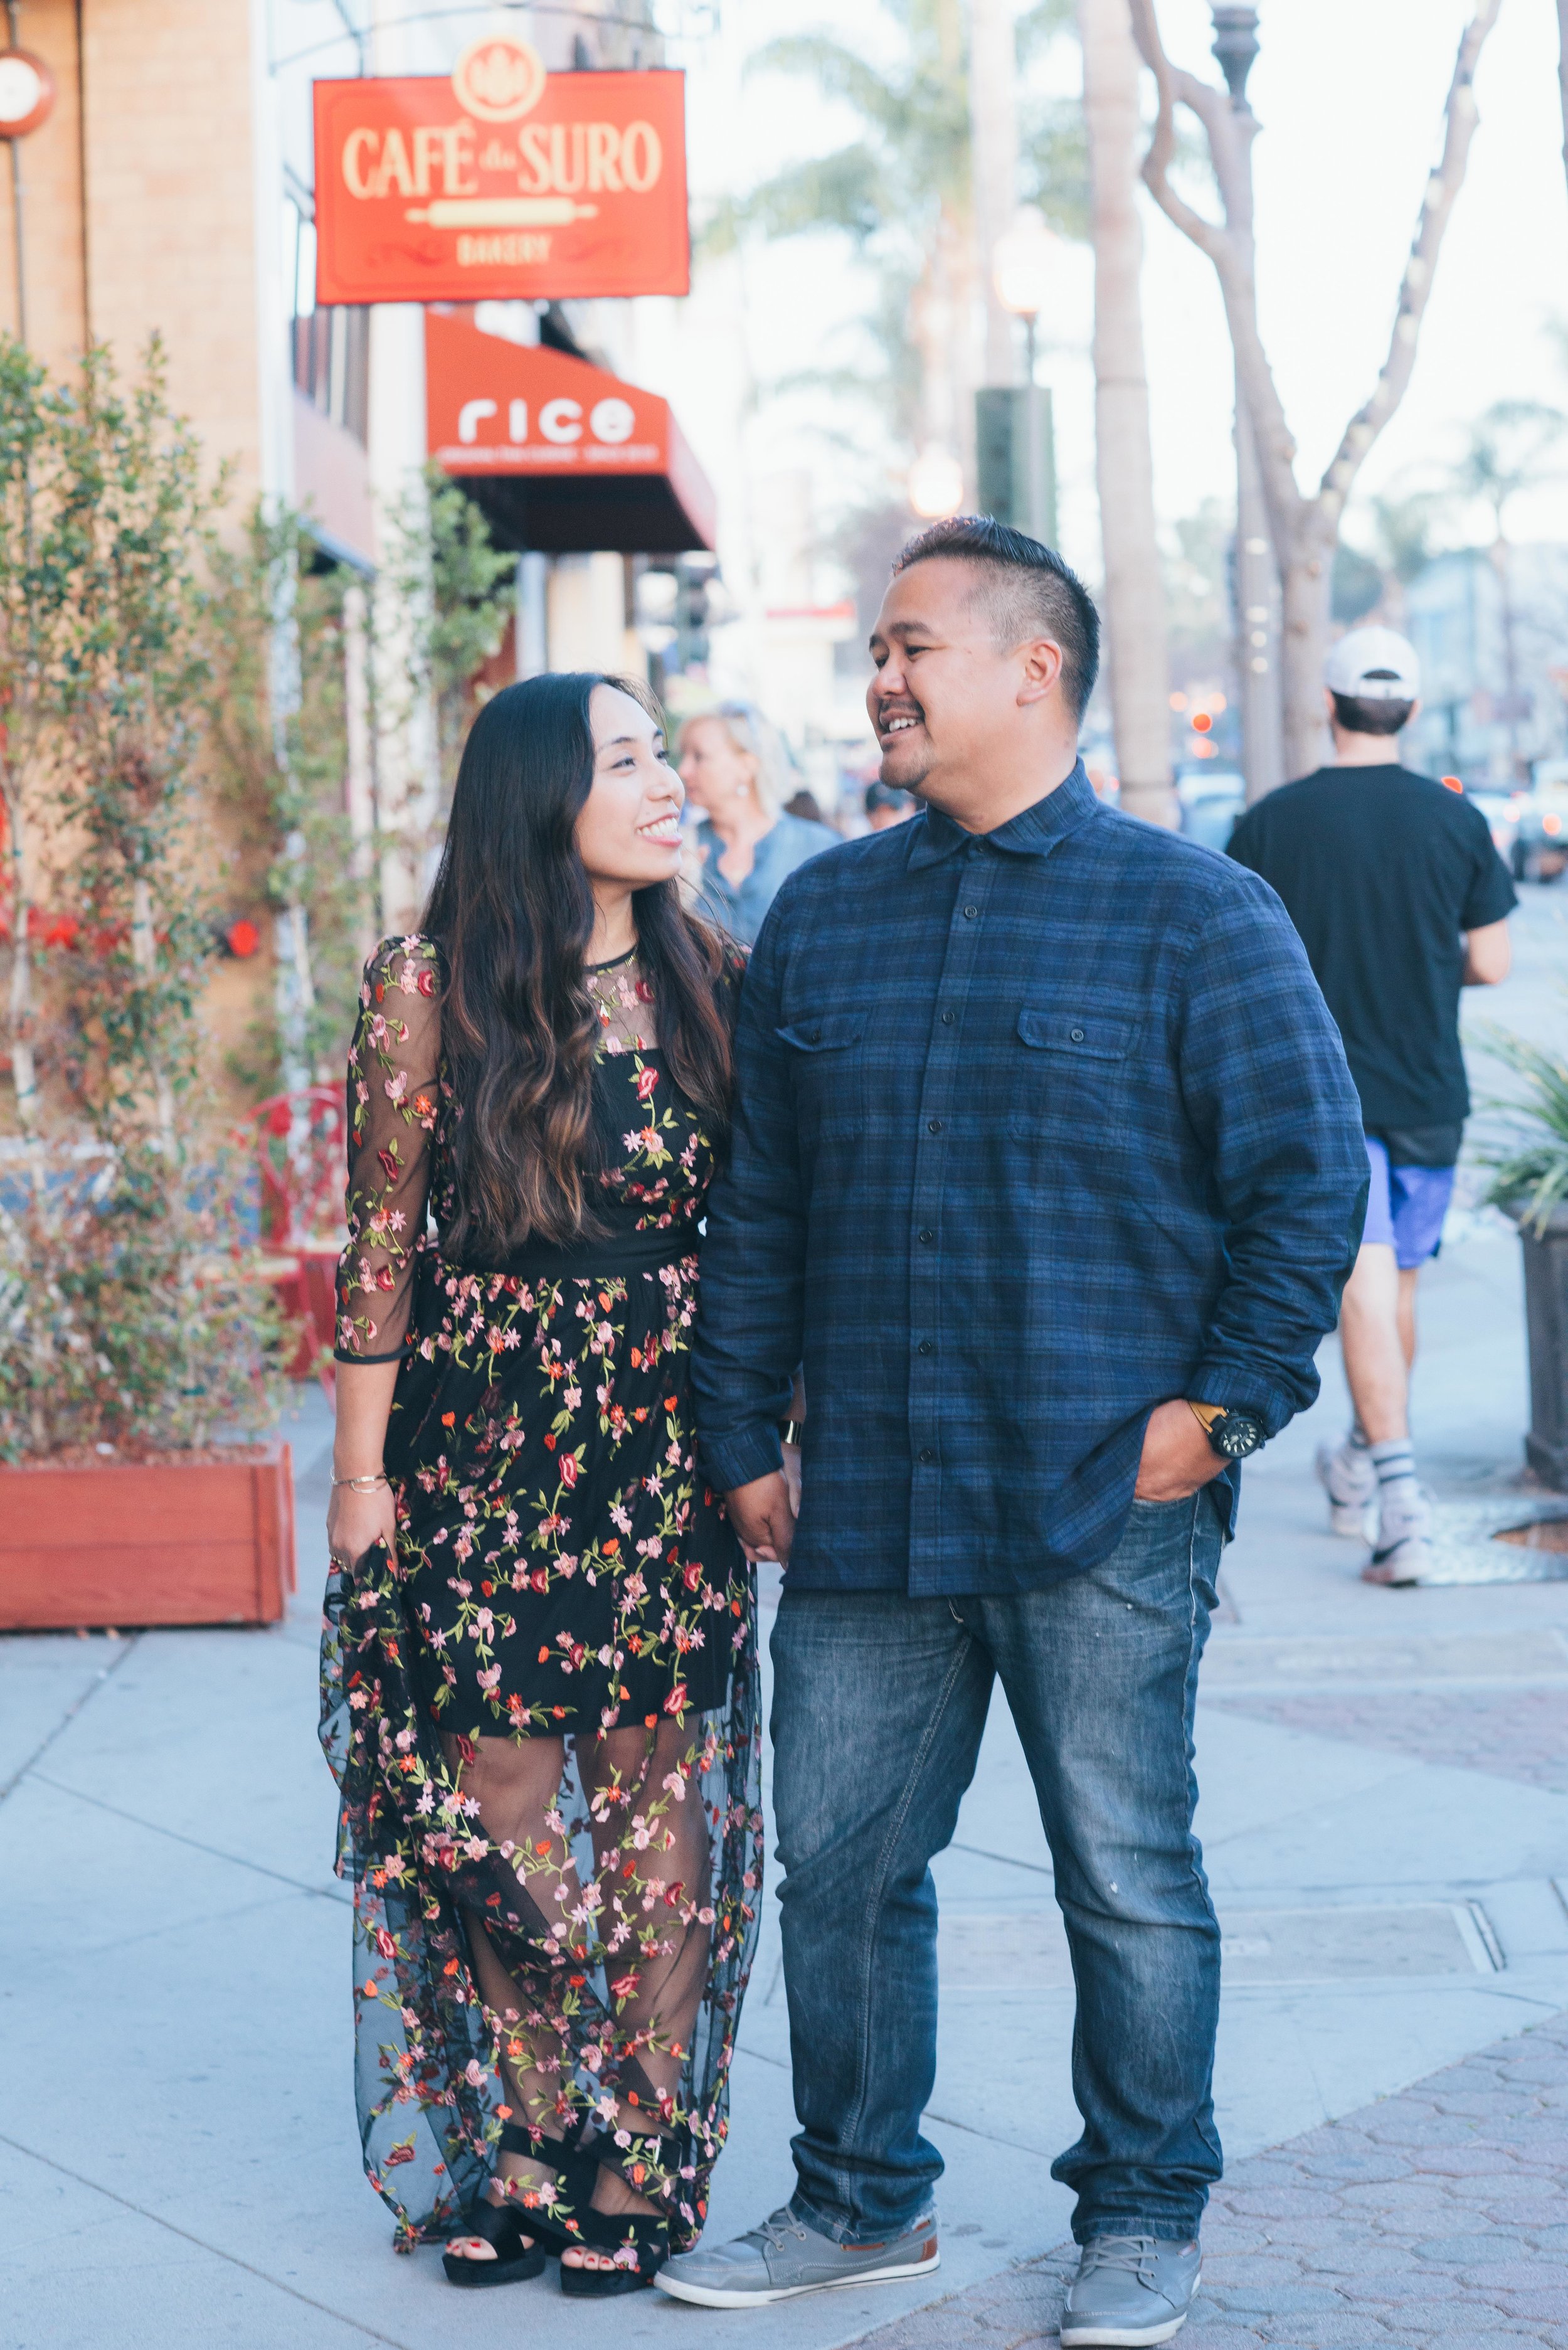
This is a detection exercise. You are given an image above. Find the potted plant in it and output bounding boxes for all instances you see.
[0,337,293,1629]
[1480,1026,1568,1489]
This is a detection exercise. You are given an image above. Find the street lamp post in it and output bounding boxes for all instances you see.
[1208,3,1284,802]
[980,208,1059,545]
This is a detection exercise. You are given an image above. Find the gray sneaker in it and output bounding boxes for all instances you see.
[1060,2235,1202,2347]
[654,2204,940,2309]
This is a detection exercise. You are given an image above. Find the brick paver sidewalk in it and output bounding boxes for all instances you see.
[1207,1689,1568,1797]
[855,2011,1568,2347]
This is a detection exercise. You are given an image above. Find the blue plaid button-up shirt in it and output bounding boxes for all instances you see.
[691,763,1369,1595]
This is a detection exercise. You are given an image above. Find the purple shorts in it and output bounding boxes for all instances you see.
[1362,1137,1455,1268]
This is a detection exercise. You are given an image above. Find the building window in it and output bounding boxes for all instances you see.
[282,188,369,447]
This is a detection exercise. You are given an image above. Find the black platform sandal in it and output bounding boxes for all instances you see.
[558,2206,669,2298]
[490,2118,603,2257]
[441,2194,547,2288]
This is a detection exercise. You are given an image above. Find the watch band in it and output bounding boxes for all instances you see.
[779,1420,804,1447]
[1187,1401,1224,1437]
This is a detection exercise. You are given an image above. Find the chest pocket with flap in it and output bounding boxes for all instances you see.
[776,1007,866,1134]
[1010,1004,1140,1132]
[1015,1006,1139,1061]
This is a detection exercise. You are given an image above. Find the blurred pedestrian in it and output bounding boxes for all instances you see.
[678,703,839,945]
[783,785,827,824]
[660,518,1367,2344]
[1229,627,1516,1583]
[322,673,758,2296]
[864,778,916,829]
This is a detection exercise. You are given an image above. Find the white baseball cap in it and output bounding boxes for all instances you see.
[1324,625,1420,701]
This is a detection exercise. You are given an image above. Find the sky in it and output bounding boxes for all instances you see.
[671,0,1568,592]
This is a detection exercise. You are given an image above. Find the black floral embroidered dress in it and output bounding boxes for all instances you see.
[319,933,761,2256]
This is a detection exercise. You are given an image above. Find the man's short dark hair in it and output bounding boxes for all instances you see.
[1330,689,1414,738]
[891,515,1101,720]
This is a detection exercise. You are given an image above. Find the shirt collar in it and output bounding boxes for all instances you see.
[904,760,1099,870]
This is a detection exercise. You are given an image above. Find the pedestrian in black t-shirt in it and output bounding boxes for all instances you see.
[1229,626,1516,1585]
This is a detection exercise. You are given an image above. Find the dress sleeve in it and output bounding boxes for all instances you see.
[334,935,443,1363]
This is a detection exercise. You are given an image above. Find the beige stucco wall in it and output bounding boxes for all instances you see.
[0,1,265,501]
[0,2,88,371]
[81,0,265,501]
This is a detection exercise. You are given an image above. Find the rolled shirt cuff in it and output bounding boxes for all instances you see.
[699,1419,785,1494]
[1186,1359,1295,1441]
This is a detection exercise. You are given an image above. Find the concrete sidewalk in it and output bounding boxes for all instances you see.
[3,899,1567,2349]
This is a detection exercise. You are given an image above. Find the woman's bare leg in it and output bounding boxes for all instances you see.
[440,1732,578,2262]
[560,1718,714,2272]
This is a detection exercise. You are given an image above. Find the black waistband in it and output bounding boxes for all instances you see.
[490,1225,699,1282]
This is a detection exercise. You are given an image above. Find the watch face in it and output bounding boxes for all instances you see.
[1212,1412,1264,1460]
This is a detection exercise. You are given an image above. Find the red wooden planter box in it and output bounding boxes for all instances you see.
[0,1442,297,1630]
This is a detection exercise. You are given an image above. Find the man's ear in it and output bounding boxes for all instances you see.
[1017,637,1066,706]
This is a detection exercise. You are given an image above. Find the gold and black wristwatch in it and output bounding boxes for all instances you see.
[1188,1401,1266,1462]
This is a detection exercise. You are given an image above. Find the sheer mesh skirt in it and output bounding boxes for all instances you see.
[320,1536,762,2251]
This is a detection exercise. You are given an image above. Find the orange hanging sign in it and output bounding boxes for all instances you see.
[312,35,689,306]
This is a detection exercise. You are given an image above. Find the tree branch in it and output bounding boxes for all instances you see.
[1128,0,1223,258]
[1315,0,1505,529]
[1130,0,1303,549]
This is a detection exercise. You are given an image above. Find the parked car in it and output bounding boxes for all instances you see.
[1512,762,1568,881]
[1177,769,1245,852]
[1468,789,1524,868]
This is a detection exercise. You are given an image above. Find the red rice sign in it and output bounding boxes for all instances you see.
[312,33,689,305]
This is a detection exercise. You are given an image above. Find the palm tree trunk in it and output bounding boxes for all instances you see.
[968,0,1020,385]
[1078,0,1175,827]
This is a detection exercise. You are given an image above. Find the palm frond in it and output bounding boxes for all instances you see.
[1473,1021,1568,1231]
[1017,0,1077,56]
[1020,104,1091,242]
[729,146,888,247]
[746,35,906,134]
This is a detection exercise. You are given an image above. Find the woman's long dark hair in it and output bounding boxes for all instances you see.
[423,671,734,1257]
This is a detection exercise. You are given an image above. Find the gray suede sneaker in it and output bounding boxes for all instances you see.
[654,2204,939,2308]
[1060,2235,1202,2346]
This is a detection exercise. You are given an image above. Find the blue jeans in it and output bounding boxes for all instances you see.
[770,1487,1224,2246]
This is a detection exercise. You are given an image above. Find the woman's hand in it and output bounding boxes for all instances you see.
[726,1469,797,1565]
[326,1477,398,1572]
[328,1360,403,1570]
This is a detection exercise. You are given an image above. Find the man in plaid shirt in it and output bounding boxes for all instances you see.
[661,519,1367,2346]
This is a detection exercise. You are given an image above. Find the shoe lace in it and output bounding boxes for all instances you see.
[1081,2235,1160,2285]
[750,2208,811,2254]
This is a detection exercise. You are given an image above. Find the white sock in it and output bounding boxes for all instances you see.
[1370,1438,1421,1538]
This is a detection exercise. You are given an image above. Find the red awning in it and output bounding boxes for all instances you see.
[425,306,716,555]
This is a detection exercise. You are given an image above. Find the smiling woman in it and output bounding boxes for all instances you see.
[319,673,761,2299]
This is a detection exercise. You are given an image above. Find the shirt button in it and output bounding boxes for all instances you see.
[917,1338,934,1355]
[927,1118,943,1134]
[809,1027,822,1043]
[918,1228,935,1244]
[963,903,978,920]
[1070,1026,1085,1043]
[940,1011,956,1026]
[918,1446,936,1464]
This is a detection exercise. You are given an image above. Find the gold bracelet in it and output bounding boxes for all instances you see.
[332,1472,389,1492]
